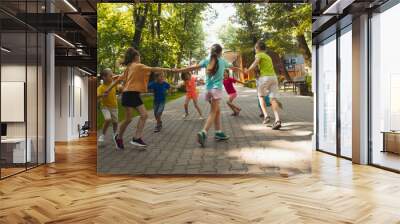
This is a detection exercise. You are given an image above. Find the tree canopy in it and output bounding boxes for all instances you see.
[98,3,312,81]
[97,3,209,74]
[218,3,312,78]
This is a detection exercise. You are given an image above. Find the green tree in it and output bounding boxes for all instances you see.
[219,3,312,81]
[97,4,134,73]
[261,3,312,68]
[98,3,208,82]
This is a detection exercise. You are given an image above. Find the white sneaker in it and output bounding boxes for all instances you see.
[183,113,189,119]
[199,116,204,120]
[98,134,105,142]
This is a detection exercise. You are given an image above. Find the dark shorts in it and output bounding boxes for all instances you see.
[153,101,166,117]
[121,91,143,108]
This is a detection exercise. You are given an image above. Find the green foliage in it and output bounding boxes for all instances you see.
[261,4,312,66]
[97,4,134,73]
[218,3,312,69]
[218,22,238,51]
[97,3,209,75]
[244,80,257,89]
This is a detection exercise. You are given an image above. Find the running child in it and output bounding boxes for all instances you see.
[257,95,282,118]
[246,40,282,130]
[223,69,246,116]
[177,44,244,147]
[97,68,121,142]
[181,72,203,119]
[148,72,170,132]
[105,47,174,149]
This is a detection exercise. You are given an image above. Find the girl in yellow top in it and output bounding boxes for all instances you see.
[97,68,121,142]
[246,40,282,130]
[105,47,176,149]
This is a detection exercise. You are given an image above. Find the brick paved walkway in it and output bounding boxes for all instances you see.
[98,86,313,176]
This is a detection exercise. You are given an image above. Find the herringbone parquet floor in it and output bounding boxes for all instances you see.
[1,136,400,223]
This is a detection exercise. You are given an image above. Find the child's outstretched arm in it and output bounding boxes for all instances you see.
[177,64,202,73]
[149,67,172,73]
[104,73,125,95]
[104,80,120,96]
[229,66,245,74]
[112,74,121,80]
[247,58,260,72]
[235,79,246,85]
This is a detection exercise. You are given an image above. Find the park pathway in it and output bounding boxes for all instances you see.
[98,86,313,176]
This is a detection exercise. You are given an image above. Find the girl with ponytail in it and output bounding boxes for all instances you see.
[105,47,178,149]
[177,44,244,147]
[206,44,222,76]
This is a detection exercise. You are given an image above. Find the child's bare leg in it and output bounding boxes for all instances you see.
[203,99,219,132]
[155,114,162,125]
[134,105,148,139]
[192,98,203,116]
[231,97,241,111]
[226,101,236,112]
[112,121,118,134]
[227,99,240,112]
[214,101,221,131]
[118,107,134,138]
[102,119,111,135]
[271,98,281,122]
[184,97,190,115]
[258,96,269,118]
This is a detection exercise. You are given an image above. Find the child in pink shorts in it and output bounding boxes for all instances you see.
[223,70,245,116]
[176,44,244,147]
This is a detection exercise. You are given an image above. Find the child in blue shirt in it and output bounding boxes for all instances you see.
[148,73,170,132]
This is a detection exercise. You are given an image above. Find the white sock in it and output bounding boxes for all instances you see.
[273,111,280,122]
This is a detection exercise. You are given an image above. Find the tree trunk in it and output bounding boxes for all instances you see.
[156,3,161,38]
[267,49,291,81]
[243,11,258,45]
[297,34,311,69]
[150,7,155,39]
[132,4,149,49]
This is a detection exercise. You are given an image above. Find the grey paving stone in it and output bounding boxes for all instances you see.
[98,87,313,176]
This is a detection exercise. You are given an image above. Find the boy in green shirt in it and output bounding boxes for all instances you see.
[246,40,282,130]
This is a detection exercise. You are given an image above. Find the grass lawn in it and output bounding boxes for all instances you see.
[97,91,185,129]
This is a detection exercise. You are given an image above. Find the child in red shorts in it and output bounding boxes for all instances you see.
[181,72,203,119]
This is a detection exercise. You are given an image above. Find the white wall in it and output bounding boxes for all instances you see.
[54,67,89,141]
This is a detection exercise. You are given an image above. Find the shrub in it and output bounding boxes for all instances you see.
[244,80,257,89]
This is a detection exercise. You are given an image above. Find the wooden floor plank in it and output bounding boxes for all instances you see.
[0,136,400,223]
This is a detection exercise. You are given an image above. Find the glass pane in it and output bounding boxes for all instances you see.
[317,36,337,154]
[1,31,27,177]
[27,31,38,169]
[371,4,400,171]
[38,33,45,165]
[340,28,352,158]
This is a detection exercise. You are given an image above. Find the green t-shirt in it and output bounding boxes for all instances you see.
[256,52,275,77]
